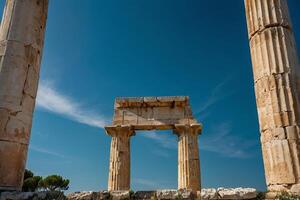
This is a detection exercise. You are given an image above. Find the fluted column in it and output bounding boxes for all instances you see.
[174,124,202,192]
[0,0,48,191]
[105,125,135,191]
[244,0,300,194]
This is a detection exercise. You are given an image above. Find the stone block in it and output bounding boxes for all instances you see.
[262,140,296,185]
[156,190,178,200]
[133,191,156,200]
[200,188,218,200]
[0,141,28,190]
[110,191,130,200]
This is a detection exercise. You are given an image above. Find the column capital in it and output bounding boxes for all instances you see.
[105,125,135,137]
[174,123,202,136]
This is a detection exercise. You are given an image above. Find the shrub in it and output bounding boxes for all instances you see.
[276,192,300,200]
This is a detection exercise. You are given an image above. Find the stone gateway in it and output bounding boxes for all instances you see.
[105,96,202,192]
[0,0,299,196]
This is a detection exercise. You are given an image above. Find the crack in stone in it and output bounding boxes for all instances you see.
[249,23,292,42]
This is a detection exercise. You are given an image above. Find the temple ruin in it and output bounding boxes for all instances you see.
[105,96,202,192]
[0,0,299,196]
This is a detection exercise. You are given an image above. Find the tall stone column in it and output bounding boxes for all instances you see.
[174,124,202,192]
[105,126,135,191]
[0,0,48,191]
[244,0,300,194]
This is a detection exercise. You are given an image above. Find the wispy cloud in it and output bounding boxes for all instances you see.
[195,76,235,118]
[29,145,65,159]
[200,122,257,158]
[140,124,257,159]
[36,81,108,128]
[139,131,177,157]
[140,131,177,150]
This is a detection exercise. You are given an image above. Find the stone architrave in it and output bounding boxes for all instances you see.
[105,96,202,192]
[244,0,300,194]
[0,0,48,191]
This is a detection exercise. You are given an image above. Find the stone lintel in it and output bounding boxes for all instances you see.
[174,123,202,136]
[105,125,135,137]
[114,96,189,108]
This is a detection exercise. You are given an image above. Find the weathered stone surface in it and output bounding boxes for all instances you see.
[0,0,48,191]
[200,188,218,200]
[175,125,201,192]
[67,191,94,200]
[66,189,256,200]
[67,191,111,200]
[291,184,300,195]
[105,97,202,192]
[110,191,130,200]
[112,96,198,130]
[133,191,156,200]
[156,190,178,200]
[0,191,65,200]
[217,188,256,200]
[244,0,300,194]
[106,126,134,191]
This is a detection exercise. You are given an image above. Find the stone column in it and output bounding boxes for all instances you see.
[174,124,202,192]
[105,125,135,191]
[0,0,48,191]
[244,0,300,194]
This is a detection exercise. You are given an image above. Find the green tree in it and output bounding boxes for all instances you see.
[23,169,34,180]
[22,176,42,192]
[38,175,70,191]
[22,169,42,192]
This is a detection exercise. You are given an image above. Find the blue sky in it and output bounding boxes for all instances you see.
[1,0,300,192]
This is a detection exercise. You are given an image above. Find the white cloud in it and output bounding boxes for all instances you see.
[36,81,108,128]
[29,145,65,159]
[195,76,235,118]
[140,131,177,150]
[200,122,257,158]
[140,124,257,159]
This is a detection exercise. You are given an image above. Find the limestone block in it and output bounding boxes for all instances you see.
[217,188,257,200]
[245,0,291,38]
[112,96,195,130]
[178,189,194,199]
[245,0,300,191]
[133,191,156,200]
[291,184,300,195]
[200,188,218,200]
[262,139,296,185]
[110,191,130,200]
[0,0,48,191]
[250,27,298,82]
[0,191,64,200]
[156,190,178,200]
[286,126,299,140]
[0,141,28,190]
[217,188,240,200]
[234,188,257,199]
[67,191,93,200]
[0,0,48,47]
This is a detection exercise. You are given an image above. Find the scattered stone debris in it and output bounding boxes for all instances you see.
[65,188,257,200]
[0,191,66,200]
